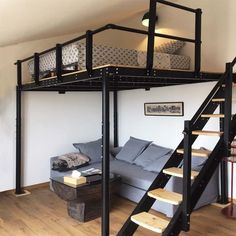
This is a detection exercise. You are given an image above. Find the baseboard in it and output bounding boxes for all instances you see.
[212,198,236,208]
[1,182,50,195]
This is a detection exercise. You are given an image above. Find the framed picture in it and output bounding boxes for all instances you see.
[144,102,184,117]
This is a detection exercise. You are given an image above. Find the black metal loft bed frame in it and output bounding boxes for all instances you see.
[15,1,228,236]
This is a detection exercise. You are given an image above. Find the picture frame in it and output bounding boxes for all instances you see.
[144,102,184,117]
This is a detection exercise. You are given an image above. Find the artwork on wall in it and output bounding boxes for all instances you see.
[144,102,184,116]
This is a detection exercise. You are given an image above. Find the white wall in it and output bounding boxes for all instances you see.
[0,35,104,192]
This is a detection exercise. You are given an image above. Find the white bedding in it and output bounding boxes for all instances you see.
[28,43,190,78]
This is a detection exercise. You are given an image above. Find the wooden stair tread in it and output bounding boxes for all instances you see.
[201,114,224,118]
[222,83,236,87]
[192,130,223,136]
[148,188,182,205]
[212,98,236,102]
[131,212,169,233]
[177,148,211,157]
[163,167,199,180]
[212,98,225,102]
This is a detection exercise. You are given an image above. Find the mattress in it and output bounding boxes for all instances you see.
[28,42,191,78]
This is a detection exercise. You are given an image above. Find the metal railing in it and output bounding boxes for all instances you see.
[147,0,202,75]
[15,0,202,87]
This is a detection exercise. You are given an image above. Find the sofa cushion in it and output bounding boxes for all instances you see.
[143,153,172,173]
[133,144,172,168]
[73,139,102,164]
[116,137,152,163]
[110,146,123,157]
[110,159,156,190]
[155,40,185,54]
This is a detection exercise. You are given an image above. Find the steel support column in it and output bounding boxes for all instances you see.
[102,76,110,236]
[16,61,23,194]
[113,90,118,147]
[220,63,232,203]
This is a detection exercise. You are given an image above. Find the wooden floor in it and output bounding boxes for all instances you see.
[0,186,235,236]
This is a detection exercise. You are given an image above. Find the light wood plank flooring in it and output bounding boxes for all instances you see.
[0,186,235,236]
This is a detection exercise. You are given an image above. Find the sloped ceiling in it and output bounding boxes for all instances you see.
[0,0,150,47]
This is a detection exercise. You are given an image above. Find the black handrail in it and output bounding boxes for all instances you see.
[147,0,201,76]
[156,0,197,13]
[15,23,196,65]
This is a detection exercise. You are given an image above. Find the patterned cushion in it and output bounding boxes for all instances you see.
[137,51,190,70]
[77,43,138,70]
[138,51,171,69]
[155,40,185,54]
[28,43,79,77]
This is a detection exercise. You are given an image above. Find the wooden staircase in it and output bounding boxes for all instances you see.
[117,60,236,236]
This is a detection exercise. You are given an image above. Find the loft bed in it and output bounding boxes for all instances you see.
[18,19,223,92]
[14,1,229,236]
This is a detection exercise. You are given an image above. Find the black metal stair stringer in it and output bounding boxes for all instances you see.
[163,114,236,236]
[117,77,225,236]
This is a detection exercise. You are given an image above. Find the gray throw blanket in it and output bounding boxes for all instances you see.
[52,152,90,171]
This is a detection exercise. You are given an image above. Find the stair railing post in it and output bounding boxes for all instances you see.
[220,62,233,203]
[182,120,192,231]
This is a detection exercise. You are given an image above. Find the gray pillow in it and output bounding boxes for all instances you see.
[134,144,172,168]
[144,153,172,173]
[116,137,152,163]
[110,146,123,157]
[73,139,102,164]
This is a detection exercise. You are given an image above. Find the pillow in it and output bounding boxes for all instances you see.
[144,153,172,173]
[73,139,102,164]
[178,147,209,171]
[116,137,152,163]
[52,152,90,172]
[134,144,172,168]
[110,146,123,157]
[155,40,185,54]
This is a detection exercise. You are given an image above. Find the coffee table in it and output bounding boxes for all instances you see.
[51,173,121,222]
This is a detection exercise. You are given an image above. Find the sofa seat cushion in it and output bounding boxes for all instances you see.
[110,159,156,190]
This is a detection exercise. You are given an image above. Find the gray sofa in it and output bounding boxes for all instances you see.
[50,156,218,217]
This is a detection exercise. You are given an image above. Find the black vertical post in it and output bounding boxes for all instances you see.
[219,102,228,204]
[16,60,23,195]
[34,53,40,84]
[146,0,157,71]
[113,90,118,147]
[56,44,62,81]
[220,63,233,203]
[102,76,110,236]
[182,120,192,232]
[86,30,93,75]
[194,8,202,76]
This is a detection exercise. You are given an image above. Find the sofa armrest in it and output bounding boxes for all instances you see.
[50,156,59,169]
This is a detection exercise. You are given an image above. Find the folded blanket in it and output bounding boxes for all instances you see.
[52,152,90,172]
